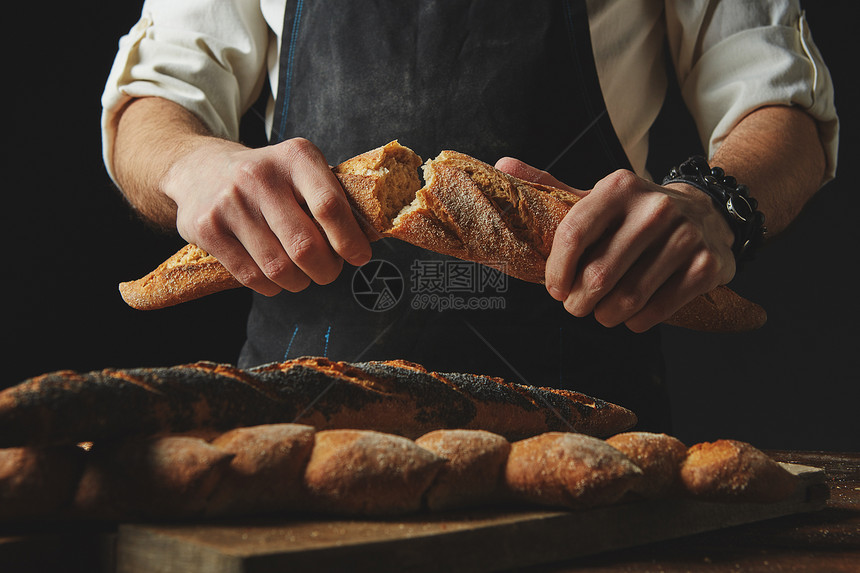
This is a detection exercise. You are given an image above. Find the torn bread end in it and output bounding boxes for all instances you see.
[333,140,423,234]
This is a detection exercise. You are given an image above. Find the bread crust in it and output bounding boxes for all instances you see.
[606,432,688,498]
[118,244,242,311]
[415,429,511,511]
[505,432,643,510]
[303,429,444,516]
[1,429,799,521]
[0,445,86,520]
[73,435,234,519]
[662,285,768,332]
[387,150,576,282]
[206,423,316,515]
[680,439,798,502]
[0,357,637,448]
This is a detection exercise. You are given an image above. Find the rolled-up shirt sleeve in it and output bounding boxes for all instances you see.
[666,0,838,183]
[101,0,270,182]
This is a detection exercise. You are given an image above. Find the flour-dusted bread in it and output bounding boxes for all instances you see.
[661,285,767,332]
[73,435,234,520]
[680,439,798,503]
[504,432,643,510]
[1,428,808,522]
[118,243,242,311]
[206,423,316,515]
[0,357,636,449]
[606,432,687,499]
[119,141,765,332]
[415,429,511,511]
[388,149,577,284]
[0,445,86,521]
[302,429,444,516]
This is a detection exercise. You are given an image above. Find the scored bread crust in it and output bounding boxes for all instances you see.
[388,150,576,282]
[118,141,766,332]
[0,357,637,449]
[504,432,644,510]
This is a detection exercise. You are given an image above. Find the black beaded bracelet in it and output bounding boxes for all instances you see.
[662,156,767,263]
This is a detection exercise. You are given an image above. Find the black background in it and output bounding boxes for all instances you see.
[6,4,857,451]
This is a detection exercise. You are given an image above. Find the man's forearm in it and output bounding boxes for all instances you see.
[109,96,372,294]
[709,105,827,237]
[111,96,235,229]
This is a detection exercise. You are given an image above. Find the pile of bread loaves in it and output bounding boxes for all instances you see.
[1,358,797,521]
[0,426,798,521]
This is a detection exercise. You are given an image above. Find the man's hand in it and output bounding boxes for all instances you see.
[164,137,372,296]
[112,97,372,297]
[495,158,736,332]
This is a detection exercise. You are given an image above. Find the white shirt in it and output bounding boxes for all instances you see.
[101,0,838,183]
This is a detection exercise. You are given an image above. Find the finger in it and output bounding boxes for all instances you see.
[494,157,586,196]
[565,193,683,320]
[293,163,372,267]
[624,247,729,333]
[204,232,285,296]
[231,212,314,293]
[279,138,372,266]
[260,195,344,286]
[545,191,622,302]
[563,221,657,319]
[591,224,695,327]
[623,272,699,333]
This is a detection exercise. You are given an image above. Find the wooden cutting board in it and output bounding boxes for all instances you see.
[114,462,827,573]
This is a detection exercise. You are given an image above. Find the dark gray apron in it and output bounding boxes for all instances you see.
[238,0,671,432]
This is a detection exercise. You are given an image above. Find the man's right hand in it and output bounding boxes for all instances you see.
[164,137,372,296]
[112,97,371,297]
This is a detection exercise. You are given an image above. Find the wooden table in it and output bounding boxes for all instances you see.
[2,451,857,572]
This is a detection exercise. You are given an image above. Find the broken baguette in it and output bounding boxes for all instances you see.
[119,141,766,332]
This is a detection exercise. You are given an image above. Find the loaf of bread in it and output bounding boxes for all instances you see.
[206,423,316,515]
[0,445,86,521]
[1,425,802,522]
[605,432,687,499]
[504,432,643,510]
[415,429,511,511]
[0,357,636,449]
[302,429,443,516]
[119,141,766,332]
[680,439,798,503]
[73,435,235,520]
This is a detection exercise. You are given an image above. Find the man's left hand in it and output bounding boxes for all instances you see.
[495,158,736,332]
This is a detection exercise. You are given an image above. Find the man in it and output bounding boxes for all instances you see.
[103,1,837,431]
